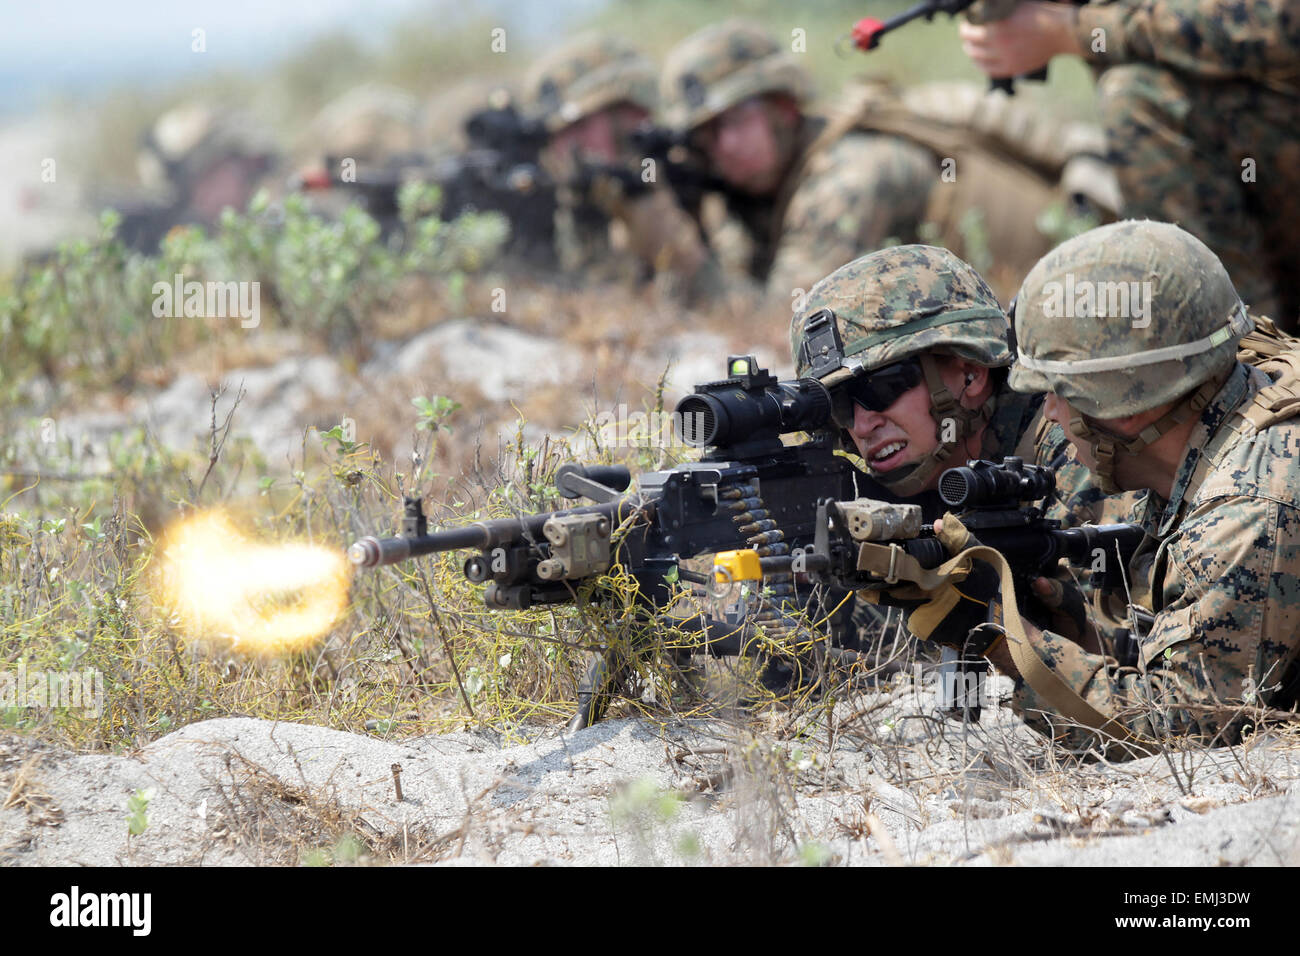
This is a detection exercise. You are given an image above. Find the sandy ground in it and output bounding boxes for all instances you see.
[5,689,1298,867]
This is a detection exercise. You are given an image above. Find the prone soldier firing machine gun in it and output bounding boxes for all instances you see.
[350,356,1144,730]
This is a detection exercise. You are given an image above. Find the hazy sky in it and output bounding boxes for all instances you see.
[0,0,606,114]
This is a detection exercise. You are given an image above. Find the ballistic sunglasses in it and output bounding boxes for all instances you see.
[831,358,924,427]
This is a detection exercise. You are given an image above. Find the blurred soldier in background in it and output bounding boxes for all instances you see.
[520,32,712,294]
[657,18,1119,302]
[415,76,515,154]
[959,0,1300,330]
[294,79,560,264]
[294,83,424,236]
[122,103,279,251]
[302,83,420,165]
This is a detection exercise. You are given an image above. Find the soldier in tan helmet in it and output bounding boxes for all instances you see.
[899,220,1300,755]
[291,84,426,237]
[521,32,710,292]
[124,103,278,250]
[301,83,420,167]
[660,18,1119,301]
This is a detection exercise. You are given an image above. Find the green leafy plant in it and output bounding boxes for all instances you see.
[126,787,155,837]
[1,192,507,388]
[412,395,461,432]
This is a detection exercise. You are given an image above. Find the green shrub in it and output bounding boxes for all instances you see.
[1,188,507,389]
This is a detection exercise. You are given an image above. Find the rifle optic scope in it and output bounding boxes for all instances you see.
[938,456,1055,509]
[464,105,548,154]
[674,356,832,448]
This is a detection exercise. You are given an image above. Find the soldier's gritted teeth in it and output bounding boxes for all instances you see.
[843,377,938,477]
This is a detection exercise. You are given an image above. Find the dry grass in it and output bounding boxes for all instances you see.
[201,749,490,865]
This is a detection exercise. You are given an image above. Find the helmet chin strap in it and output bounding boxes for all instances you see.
[1066,377,1219,495]
[871,354,994,496]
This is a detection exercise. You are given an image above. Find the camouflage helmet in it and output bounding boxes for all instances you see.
[138,104,277,193]
[660,19,813,132]
[1010,220,1251,493]
[792,245,1010,384]
[522,32,657,133]
[1009,219,1251,419]
[790,246,1010,495]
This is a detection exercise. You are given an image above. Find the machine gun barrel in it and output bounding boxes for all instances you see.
[348,498,647,569]
[349,523,503,568]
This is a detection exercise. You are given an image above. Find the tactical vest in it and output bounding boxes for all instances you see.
[1185,315,1300,500]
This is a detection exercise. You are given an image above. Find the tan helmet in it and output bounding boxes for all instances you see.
[139,103,277,193]
[522,32,657,133]
[660,19,813,133]
[303,83,419,163]
[791,245,1010,495]
[416,79,514,152]
[1010,219,1252,491]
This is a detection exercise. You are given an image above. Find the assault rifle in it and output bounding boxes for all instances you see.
[564,124,733,244]
[297,102,558,264]
[349,356,1144,729]
[848,0,1088,94]
[611,122,795,272]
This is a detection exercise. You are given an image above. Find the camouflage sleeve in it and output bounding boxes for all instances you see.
[767,133,936,300]
[1008,494,1300,752]
[1075,0,1300,86]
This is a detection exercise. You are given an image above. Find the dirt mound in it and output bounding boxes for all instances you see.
[4,702,1298,866]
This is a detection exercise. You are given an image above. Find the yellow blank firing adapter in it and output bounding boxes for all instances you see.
[713,549,762,583]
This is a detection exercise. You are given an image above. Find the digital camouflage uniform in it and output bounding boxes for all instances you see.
[1008,220,1300,750]
[660,19,1120,302]
[1075,0,1300,328]
[790,245,1106,643]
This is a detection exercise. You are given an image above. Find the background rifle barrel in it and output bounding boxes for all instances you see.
[753,521,1143,580]
[1051,523,1147,566]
